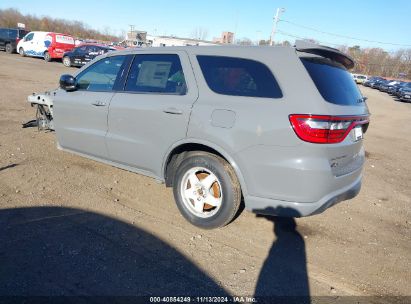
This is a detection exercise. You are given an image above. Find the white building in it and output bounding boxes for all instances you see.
[146,35,217,47]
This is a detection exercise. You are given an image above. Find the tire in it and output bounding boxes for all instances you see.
[44,51,51,62]
[5,44,13,54]
[173,152,242,229]
[19,47,25,57]
[62,56,71,67]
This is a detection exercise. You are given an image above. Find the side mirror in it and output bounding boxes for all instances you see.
[60,74,77,91]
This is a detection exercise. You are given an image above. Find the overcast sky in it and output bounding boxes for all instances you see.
[1,0,410,50]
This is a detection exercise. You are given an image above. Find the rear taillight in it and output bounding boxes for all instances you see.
[289,114,369,144]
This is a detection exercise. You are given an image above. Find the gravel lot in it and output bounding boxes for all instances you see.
[0,53,410,300]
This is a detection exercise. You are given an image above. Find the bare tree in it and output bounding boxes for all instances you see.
[0,8,122,42]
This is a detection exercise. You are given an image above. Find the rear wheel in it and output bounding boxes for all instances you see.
[62,56,71,67]
[5,44,13,54]
[44,51,51,62]
[173,152,242,229]
[19,47,25,57]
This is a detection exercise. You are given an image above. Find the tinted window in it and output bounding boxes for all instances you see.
[76,55,127,91]
[18,30,28,38]
[75,46,87,54]
[301,57,363,105]
[197,56,282,98]
[125,54,187,94]
[24,33,34,42]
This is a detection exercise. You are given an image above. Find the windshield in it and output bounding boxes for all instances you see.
[301,57,363,106]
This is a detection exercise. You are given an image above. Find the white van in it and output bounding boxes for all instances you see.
[17,31,75,61]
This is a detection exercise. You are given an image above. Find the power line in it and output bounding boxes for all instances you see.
[279,19,411,47]
[276,30,342,47]
[276,30,404,54]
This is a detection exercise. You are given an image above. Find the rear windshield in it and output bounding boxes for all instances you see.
[301,57,363,105]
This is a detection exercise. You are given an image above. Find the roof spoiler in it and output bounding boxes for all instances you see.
[294,40,355,69]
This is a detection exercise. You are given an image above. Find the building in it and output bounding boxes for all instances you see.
[146,35,217,47]
[121,30,148,47]
[213,32,234,44]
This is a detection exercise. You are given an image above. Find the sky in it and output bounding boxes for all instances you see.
[1,0,410,51]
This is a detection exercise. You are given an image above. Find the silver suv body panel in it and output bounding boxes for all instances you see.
[54,45,369,217]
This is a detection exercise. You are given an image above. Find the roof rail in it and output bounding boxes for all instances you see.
[294,40,354,69]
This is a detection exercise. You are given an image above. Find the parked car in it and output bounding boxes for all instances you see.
[387,81,405,95]
[53,41,369,228]
[0,27,28,53]
[17,31,75,61]
[364,77,385,88]
[62,44,116,67]
[399,88,411,102]
[380,80,399,93]
[374,79,390,90]
[396,82,411,97]
[352,74,368,84]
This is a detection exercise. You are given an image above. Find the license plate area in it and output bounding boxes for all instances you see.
[351,126,363,142]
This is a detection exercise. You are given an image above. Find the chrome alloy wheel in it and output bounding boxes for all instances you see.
[180,167,223,218]
[63,57,71,67]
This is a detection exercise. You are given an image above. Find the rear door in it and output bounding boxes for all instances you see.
[85,45,99,63]
[54,55,130,160]
[106,51,198,177]
[72,46,87,66]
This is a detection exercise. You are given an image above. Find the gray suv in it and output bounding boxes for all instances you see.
[55,41,370,229]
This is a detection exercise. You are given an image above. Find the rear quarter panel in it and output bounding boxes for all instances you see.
[186,47,329,196]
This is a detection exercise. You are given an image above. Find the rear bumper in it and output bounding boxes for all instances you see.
[245,174,362,217]
[48,48,68,59]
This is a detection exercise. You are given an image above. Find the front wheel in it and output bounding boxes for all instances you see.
[44,52,51,62]
[19,47,25,57]
[173,152,242,229]
[62,56,71,67]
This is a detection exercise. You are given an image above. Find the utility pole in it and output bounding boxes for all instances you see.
[269,8,285,46]
[129,24,135,37]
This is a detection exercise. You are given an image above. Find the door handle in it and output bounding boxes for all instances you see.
[91,101,106,107]
[163,107,183,115]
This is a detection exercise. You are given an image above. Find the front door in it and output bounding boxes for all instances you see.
[54,55,129,160]
[106,51,198,177]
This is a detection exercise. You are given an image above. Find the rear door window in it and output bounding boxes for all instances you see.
[197,55,282,98]
[125,54,187,95]
[301,57,363,105]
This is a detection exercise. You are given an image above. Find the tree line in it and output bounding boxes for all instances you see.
[0,8,121,42]
[245,38,411,79]
[341,45,411,79]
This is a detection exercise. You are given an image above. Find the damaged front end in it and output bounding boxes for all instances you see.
[24,90,55,131]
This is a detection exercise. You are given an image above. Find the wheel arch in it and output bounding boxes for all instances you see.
[162,139,248,197]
